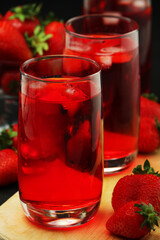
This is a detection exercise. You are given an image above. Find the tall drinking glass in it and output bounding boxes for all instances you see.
[83,0,152,93]
[65,15,140,173]
[18,55,103,228]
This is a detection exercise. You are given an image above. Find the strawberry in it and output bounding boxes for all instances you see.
[1,70,20,96]
[106,201,160,239]
[140,94,160,121]
[0,20,32,62]
[44,21,65,54]
[0,149,18,186]
[112,160,160,214]
[138,117,160,153]
[3,3,41,36]
[0,124,18,150]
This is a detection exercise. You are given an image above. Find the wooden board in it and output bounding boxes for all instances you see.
[0,151,160,240]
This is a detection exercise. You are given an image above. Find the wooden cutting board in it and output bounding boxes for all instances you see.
[0,151,160,240]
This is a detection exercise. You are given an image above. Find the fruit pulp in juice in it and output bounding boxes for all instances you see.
[83,0,151,93]
[18,78,103,210]
[64,34,140,160]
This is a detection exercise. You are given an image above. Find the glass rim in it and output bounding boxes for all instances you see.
[65,14,139,40]
[20,54,101,83]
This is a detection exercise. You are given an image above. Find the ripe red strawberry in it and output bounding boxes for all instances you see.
[0,124,18,150]
[44,21,65,54]
[1,70,20,96]
[3,3,41,36]
[112,160,160,214]
[141,95,160,121]
[106,201,160,239]
[0,20,32,62]
[138,117,160,153]
[0,149,18,186]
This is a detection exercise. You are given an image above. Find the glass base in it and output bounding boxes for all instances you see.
[104,151,137,174]
[20,200,100,228]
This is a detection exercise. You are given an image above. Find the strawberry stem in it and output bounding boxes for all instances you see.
[132,160,160,177]
[41,12,57,27]
[155,117,160,132]
[0,126,17,150]
[24,25,52,56]
[142,93,159,102]
[135,203,160,232]
[9,3,42,22]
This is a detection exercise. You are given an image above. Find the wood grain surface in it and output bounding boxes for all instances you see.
[0,151,160,240]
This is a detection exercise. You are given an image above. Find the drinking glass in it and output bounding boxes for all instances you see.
[64,15,140,173]
[18,55,103,228]
[83,0,152,93]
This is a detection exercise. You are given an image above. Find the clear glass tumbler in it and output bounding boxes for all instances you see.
[18,55,103,228]
[83,0,152,94]
[64,15,140,174]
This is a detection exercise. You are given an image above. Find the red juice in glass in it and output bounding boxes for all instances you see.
[65,15,140,173]
[18,55,103,228]
[83,0,152,93]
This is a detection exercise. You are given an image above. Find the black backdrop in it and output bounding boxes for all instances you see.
[1,0,160,97]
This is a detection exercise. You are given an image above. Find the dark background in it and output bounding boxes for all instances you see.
[0,0,160,205]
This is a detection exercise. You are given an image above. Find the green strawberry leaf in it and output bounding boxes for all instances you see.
[142,93,159,102]
[155,117,160,132]
[133,159,160,177]
[135,202,160,232]
[9,3,42,22]
[24,25,52,56]
[40,12,64,27]
[0,126,17,150]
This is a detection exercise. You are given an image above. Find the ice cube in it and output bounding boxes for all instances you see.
[21,80,47,97]
[132,0,146,8]
[61,84,88,116]
[118,0,132,5]
[100,46,126,55]
[102,12,122,25]
[94,55,112,69]
[68,41,91,53]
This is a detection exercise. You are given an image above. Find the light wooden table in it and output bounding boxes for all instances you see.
[0,151,160,240]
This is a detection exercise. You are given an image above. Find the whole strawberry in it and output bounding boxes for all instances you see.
[141,94,160,121]
[0,149,18,186]
[138,117,160,153]
[0,20,32,62]
[106,201,160,239]
[4,3,41,36]
[112,160,160,214]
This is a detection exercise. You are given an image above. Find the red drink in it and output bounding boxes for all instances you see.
[65,15,140,173]
[18,56,103,228]
[83,0,152,93]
